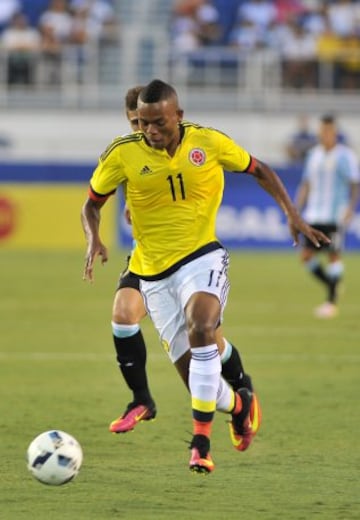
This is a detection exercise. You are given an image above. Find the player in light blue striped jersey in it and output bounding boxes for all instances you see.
[296,114,360,318]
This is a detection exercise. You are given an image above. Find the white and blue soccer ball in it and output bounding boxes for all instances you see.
[27,430,83,486]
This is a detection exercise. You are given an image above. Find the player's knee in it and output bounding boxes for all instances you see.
[112,299,145,324]
[187,318,216,345]
[112,288,146,324]
[112,308,139,324]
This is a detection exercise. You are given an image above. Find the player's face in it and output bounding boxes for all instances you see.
[137,98,183,154]
[127,109,140,131]
[319,122,337,150]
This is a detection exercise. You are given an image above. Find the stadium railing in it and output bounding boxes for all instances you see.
[0,40,359,113]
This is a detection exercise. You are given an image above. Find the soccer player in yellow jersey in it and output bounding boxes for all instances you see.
[109,86,257,436]
[81,79,329,474]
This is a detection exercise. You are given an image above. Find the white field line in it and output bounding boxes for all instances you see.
[0,352,359,363]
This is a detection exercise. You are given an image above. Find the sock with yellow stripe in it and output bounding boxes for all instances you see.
[216,377,237,413]
[189,345,221,435]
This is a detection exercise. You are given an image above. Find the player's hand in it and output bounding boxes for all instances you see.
[287,213,331,248]
[83,241,108,282]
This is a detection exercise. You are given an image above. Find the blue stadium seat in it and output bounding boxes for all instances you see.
[21,0,49,27]
[212,0,243,44]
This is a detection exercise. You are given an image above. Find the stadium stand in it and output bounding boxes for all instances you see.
[0,0,359,112]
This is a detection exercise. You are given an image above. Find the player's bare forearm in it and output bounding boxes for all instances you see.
[350,182,360,213]
[81,198,109,282]
[249,160,299,218]
[81,198,101,242]
[343,182,360,226]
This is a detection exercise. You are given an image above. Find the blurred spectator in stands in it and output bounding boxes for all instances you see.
[171,17,200,52]
[327,0,358,38]
[316,15,344,89]
[0,0,21,33]
[302,2,327,37]
[280,16,317,89]
[66,1,118,83]
[229,18,266,52]
[0,12,41,85]
[195,0,221,45]
[69,0,118,44]
[274,0,305,24]
[38,0,73,44]
[172,0,204,18]
[39,22,63,84]
[315,3,360,90]
[171,0,221,52]
[266,12,293,52]
[37,0,72,84]
[237,0,277,34]
[285,113,317,164]
[336,31,360,90]
[69,4,103,44]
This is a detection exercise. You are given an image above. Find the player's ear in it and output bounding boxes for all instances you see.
[176,109,184,122]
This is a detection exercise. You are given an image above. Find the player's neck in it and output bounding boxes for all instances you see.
[166,125,183,157]
[166,130,181,157]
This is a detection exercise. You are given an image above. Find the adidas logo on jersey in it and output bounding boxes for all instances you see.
[140,165,152,175]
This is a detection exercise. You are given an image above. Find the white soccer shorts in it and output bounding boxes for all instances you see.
[140,248,230,363]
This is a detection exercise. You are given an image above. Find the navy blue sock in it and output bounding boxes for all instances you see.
[113,330,154,405]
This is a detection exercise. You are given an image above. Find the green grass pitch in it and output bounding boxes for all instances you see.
[0,249,359,520]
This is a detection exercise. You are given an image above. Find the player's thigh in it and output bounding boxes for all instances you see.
[141,278,190,363]
[176,249,230,326]
[112,287,147,323]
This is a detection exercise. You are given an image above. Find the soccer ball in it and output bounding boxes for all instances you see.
[27,430,83,486]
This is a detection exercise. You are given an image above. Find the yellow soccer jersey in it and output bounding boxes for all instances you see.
[89,122,251,277]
